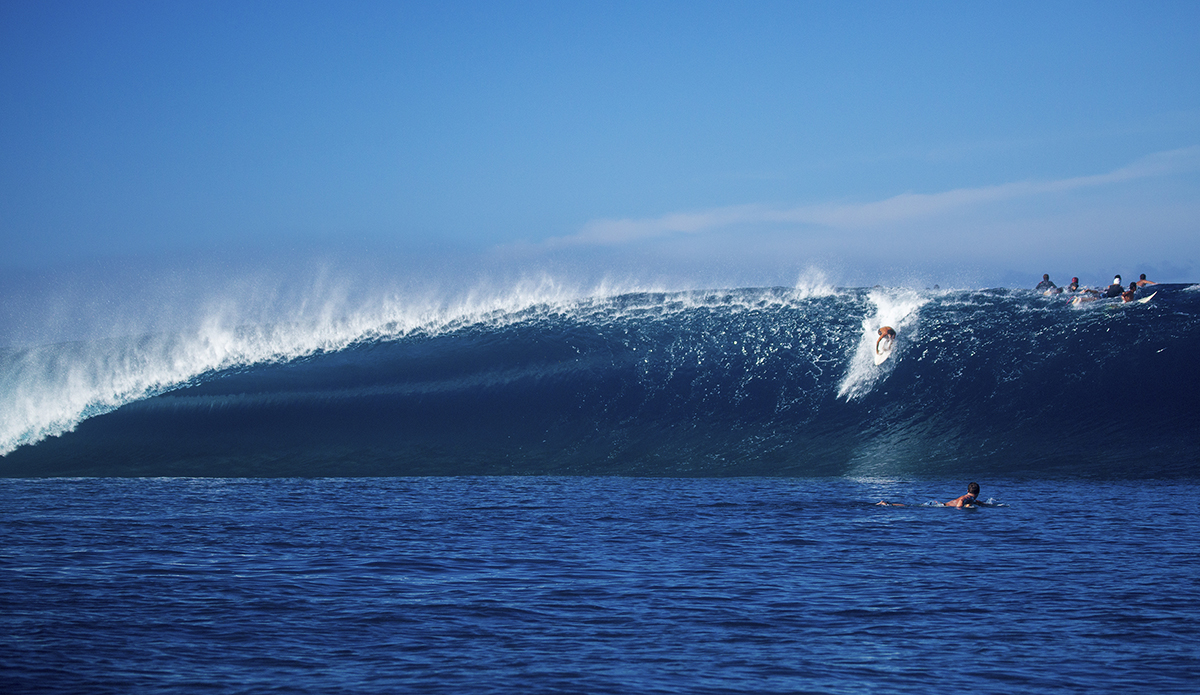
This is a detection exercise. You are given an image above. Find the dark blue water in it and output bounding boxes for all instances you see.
[3,284,1199,691]
[3,476,1199,694]
[4,284,1199,477]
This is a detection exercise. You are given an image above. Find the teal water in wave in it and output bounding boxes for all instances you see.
[3,476,1198,694]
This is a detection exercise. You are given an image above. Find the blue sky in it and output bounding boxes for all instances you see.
[2,0,1199,326]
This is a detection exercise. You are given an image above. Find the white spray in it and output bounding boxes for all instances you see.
[836,287,929,400]
[0,273,651,456]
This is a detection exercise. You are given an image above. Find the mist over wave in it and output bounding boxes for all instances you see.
[0,272,649,454]
[2,274,1197,478]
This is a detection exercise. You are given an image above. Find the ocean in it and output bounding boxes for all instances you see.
[2,283,1199,692]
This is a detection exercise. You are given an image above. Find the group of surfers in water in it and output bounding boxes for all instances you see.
[1036,273,1157,303]
[869,276,1152,506]
[873,272,1157,354]
[876,482,985,508]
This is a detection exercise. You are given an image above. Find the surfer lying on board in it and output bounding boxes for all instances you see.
[876,326,896,353]
[1137,274,1157,287]
[943,482,982,507]
[875,482,984,507]
[1104,275,1125,298]
[1067,277,1099,295]
[1122,282,1138,303]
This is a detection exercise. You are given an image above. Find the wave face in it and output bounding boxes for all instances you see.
[3,284,1198,478]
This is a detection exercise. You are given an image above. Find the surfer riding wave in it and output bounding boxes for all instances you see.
[876,326,896,354]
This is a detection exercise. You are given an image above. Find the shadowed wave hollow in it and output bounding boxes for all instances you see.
[2,285,1198,478]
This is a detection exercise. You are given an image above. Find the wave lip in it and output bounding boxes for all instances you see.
[0,278,641,456]
[2,285,1199,478]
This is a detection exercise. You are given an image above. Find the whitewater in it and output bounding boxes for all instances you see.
[3,278,1197,478]
[5,277,1200,694]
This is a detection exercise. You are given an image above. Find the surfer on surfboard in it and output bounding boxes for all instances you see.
[876,482,985,507]
[874,326,897,365]
[876,326,896,353]
[943,482,982,507]
[1122,282,1138,302]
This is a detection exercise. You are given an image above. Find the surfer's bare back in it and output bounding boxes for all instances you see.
[876,482,983,507]
[876,326,896,352]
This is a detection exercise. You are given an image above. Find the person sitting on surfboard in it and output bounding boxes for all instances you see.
[1136,273,1157,287]
[1035,274,1057,291]
[1104,275,1125,298]
[1122,282,1138,302]
[944,482,981,507]
[876,326,896,353]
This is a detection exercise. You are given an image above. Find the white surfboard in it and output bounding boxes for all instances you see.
[874,338,894,365]
[1137,291,1157,304]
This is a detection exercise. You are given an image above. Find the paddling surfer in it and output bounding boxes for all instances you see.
[875,482,984,507]
[943,482,982,507]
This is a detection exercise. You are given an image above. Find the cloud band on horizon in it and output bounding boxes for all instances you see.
[547,146,1200,247]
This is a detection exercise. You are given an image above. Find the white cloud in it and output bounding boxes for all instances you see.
[548,146,1200,246]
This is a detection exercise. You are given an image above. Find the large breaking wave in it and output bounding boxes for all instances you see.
[3,281,1198,478]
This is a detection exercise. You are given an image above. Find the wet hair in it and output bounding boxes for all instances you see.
[1043,274,1050,280]
[1130,282,1137,290]
[1140,274,1147,280]
[967,482,980,496]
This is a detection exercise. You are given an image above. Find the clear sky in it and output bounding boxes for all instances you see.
[2,0,1199,340]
